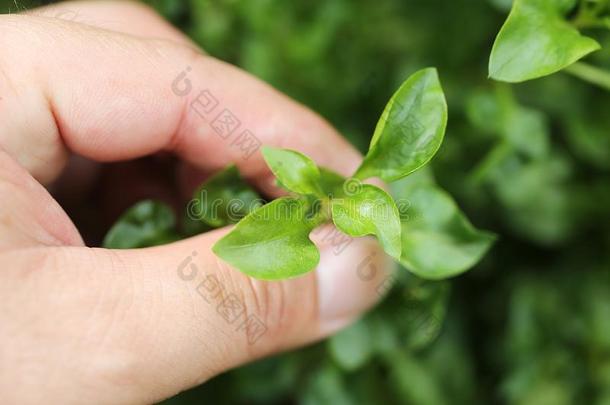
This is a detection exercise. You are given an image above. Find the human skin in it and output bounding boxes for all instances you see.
[0,1,392,403]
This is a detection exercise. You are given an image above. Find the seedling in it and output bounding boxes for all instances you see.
[104,68,494,280]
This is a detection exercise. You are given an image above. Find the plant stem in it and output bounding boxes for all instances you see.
[571,0,609,29]
[306,196,332,228]
[469,141,512,185]
[564,62,610,91]
[572,17,607,29]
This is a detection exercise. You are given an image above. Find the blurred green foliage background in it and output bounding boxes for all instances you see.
[2,0,609,403]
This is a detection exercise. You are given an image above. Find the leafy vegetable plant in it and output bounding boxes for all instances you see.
[489,0,610,89]
[104,68,494,281]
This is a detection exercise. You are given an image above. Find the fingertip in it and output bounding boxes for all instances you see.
[315,236,395,336]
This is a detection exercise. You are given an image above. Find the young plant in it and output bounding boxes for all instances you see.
[208,68,494,280]
[489,0,610,89]
[104,68,494,281]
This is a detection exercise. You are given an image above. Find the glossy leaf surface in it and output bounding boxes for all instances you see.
[213,197,321,279]
[489,0,600,82]
[262,147,324,196]
[355,68,447,183]
[331,184,401,259]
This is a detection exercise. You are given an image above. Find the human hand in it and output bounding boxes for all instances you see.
[0,2,391,403]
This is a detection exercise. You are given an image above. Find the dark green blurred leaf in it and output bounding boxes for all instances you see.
[103,200,179,249]
[190,165,263,228]
[566,117,610,169]
[327,319,374,371]
[301,364,353,405]
[385,349,446,405]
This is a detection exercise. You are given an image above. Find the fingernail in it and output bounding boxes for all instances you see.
[316,237,395,335]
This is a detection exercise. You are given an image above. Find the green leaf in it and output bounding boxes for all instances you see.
[466,87,550,183]
[190,165,263,228]
[262,146,324,196]
[564,62,610,91]
[213,197,322,279]
[331,184,401,259]
[398,278,450,350]
[466,87,549,159]
[318,167,347,198]
[355,68,448,183]
[181,209,212,237]
[489,0,514,12]
[384,349,446,405]
[390,166,436,200]
[489,153,574,244]
[489,0,601,82]
[328,319,373,371]
[566,116,610,170]
[302,365,353,405]
[465,89,503,134]
[399,185,495,279]
[103,200,179,249]
[504,105,549,159]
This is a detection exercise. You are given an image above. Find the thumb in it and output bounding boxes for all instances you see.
[1,227,392,404]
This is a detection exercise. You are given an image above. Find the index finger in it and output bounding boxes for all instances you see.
[0,13,362,191]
